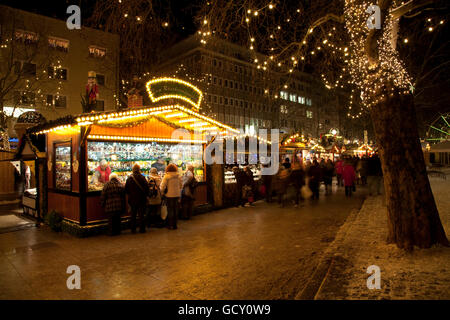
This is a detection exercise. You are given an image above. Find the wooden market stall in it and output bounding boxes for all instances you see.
[29,77,239,236]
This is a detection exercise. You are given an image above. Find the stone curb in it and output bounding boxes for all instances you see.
[294,204,363,300]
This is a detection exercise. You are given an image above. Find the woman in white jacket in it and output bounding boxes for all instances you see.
[160,163,182,229]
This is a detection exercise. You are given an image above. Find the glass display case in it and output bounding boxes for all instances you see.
[54,144,71,190]
[87,141,204,191]
[224,164,261,184]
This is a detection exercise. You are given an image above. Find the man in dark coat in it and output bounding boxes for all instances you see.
[290,163,305,207]
[125,164,149,233]
[233,167,247,207]
[100,173,125,236]
[367,154,383,196]
[308,160,322,200]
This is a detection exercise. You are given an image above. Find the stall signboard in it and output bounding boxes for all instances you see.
[146,78,203,111]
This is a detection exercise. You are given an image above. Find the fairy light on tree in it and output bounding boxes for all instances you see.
[197,0,449,249]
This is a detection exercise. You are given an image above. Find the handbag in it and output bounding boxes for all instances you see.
[160,200,168,220]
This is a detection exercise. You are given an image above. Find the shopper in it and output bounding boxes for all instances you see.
[276,166,290,207]
[147,168,163,228]
[181,165,196,220]
[367,154,383,196]
[290,163,305,207]
[261,164,273,203]
[335,158,343,187]
[100,173,125,236]
[308,160,322,200]
[343,159,356,197]
[233,167,247,207]
[160,163,182,230]
[243,166,255,206]
[125,164,149,233]
[323,159,334,195]
[282,157,291,169]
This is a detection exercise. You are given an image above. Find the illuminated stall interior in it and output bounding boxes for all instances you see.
[30,77,239,232]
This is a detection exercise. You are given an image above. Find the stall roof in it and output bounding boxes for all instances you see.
[29,104,240,141]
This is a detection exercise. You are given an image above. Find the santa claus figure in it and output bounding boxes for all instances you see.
[86,71,99,111]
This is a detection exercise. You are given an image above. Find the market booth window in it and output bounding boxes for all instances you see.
[54,143,71,191]
[87,141,204,192]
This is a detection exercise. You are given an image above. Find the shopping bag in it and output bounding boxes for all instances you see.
[301,185,313,199]
[160,202,168,220]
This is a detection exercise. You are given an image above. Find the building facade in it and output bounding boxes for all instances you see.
[154,35,341,138]
[0,5,119,137]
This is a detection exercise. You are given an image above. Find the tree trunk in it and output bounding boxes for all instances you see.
[370,92,449,250]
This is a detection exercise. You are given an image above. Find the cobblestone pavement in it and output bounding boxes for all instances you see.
[0,184,364,300]
[316,177,450,300]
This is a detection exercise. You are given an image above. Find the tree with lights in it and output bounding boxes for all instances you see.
[197,0,449,250]
[0,9,64,149]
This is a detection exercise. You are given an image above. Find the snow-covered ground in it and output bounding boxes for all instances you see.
[316,175,450,300]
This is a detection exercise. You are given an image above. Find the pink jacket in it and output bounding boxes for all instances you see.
[336,160,344,175]
[342,164,356,187]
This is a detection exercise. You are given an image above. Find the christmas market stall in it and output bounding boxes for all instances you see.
[29,77,239,236]
[279,132,310,166]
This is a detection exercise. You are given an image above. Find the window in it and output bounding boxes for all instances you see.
[208,95,212,102]
[306,110,313,118]
[89,45,106,58]
[224,80,228,87]
[298,96,305,104]
[219,97,223,104]
[224,98,228,105]
[306,98,312,106]
[230,81,233,88]
[235,82,238,89]
[15,29,38,44]
[47,95,67,108]
[15,61,36,76]
[47,66,67,80]
[48,37,69,52]
[289,94,297,102]
[280,91,289,100]
[213,59,217,66]
[218,78,222,86]
[96,74,105,86]
[14,91,35,106]
[54,143,72,191]
[280,105,288,114]
[213,96,217,103]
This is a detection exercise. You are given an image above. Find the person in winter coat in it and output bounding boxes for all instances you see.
[160,163,182,230]
[147,168,163,228]
[290,163,305,207]
[243,166,255,206]
[125,164,149,233]
[276,166,291,207]
[323,159,335,195]
[342,159,356,197]
[181,165,196,220]
[367,154,383,196]
[335,159,344,187]
[308,160,322,200]
[100,173,125,236]
[261,164,273,203]
[233,167,247,207]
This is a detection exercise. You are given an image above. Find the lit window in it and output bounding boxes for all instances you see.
[306,110,313,118]
[280,91,289,100]
[48,37,69,52]
[298,96,305,104]
[88,45,106,58]
[15,30,39,44]
[306,98,312,106]
[289,94,297,102]
[281,105,288,114]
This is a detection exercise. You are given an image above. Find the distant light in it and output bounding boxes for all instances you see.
[404,38,408,43]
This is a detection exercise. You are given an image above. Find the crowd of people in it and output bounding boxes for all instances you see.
[234,154,383,208]
[99,154,383,236]
[100,163,198,236]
